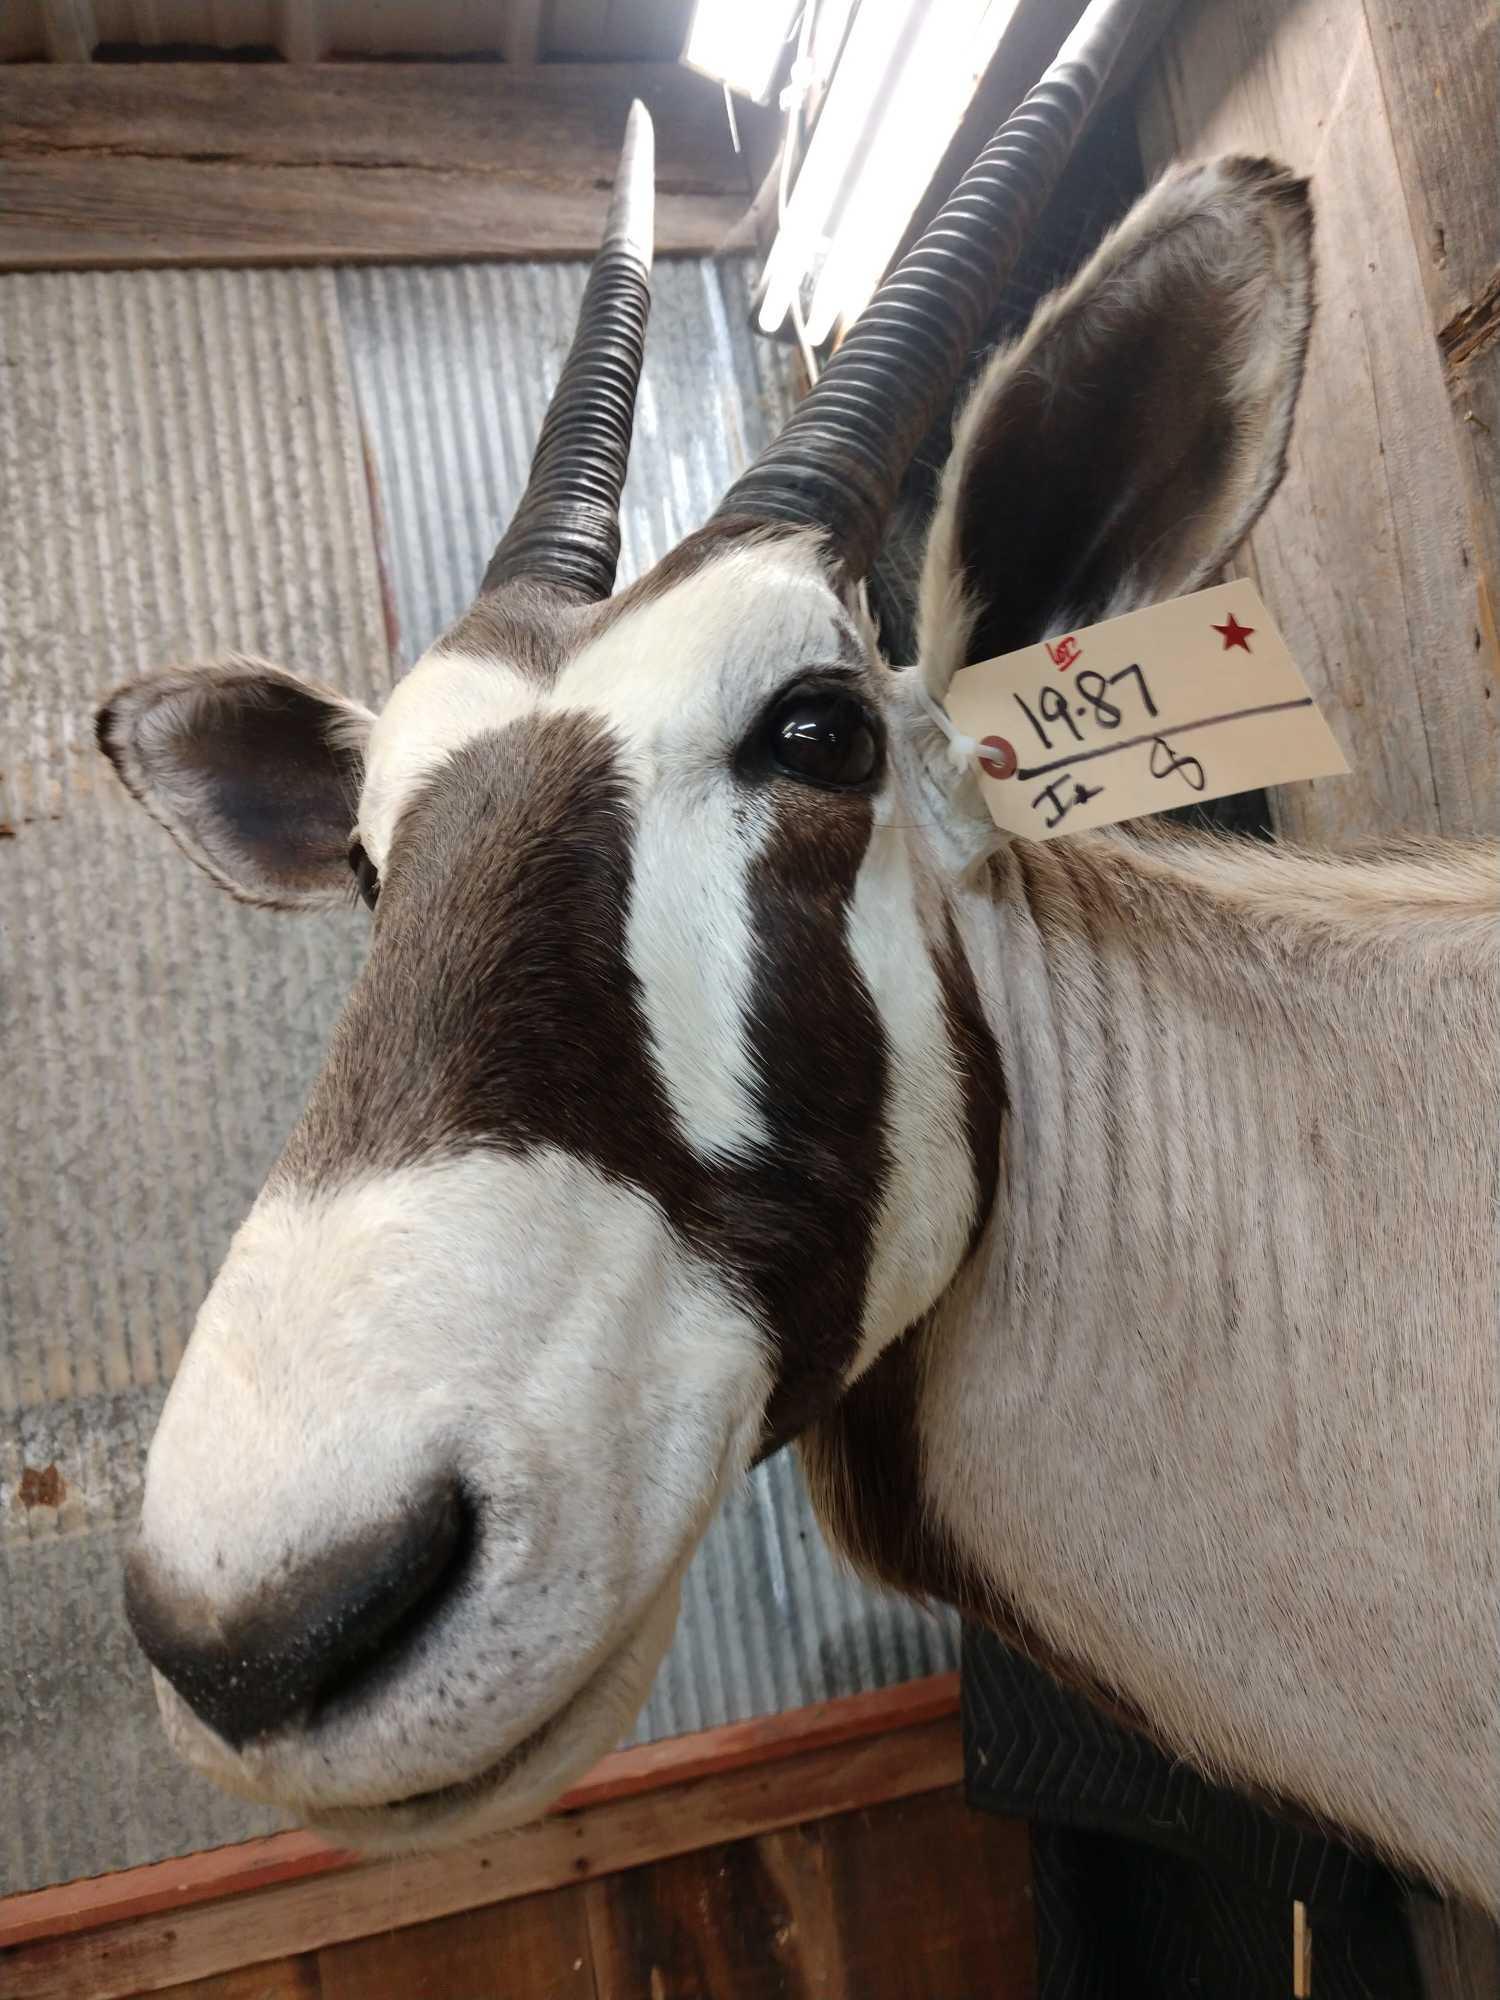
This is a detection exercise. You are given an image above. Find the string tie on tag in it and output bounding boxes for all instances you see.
[915,682,982,774]
[915,684,1015,781]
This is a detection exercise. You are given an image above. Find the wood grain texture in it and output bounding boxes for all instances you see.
[1140,1,1499,1989]
[500,0,545,65]
[147,1791,1034,2000]
[1373,3,1500,1910]
[39,0,94,61]
[272,0,326,63]
[0,1719,962,1999]
[0,1677,959,1953]
[584,1790,1035,2000]
[153,1954,323,2000]
[318,1893,594,2000]
[1138,0,1500,846]
[1359,0,1500,857]
[0,63,750,268]
[586,1827,826,1999]
[815,1791,1035,2000]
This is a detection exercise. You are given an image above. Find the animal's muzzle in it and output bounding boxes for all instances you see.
[124,1478,472,1749]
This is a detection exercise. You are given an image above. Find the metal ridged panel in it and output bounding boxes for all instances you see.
[0,255,956,1897]
[0,266,394,1888]
[337,258,800,653]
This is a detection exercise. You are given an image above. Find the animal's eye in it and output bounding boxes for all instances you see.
[764,690,882,790]
[348,841,379,910]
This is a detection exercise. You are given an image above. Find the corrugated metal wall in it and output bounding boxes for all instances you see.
[0,254,956,1896]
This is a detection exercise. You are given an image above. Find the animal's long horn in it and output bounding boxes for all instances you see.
[482,100,655,601]
[713,0,1144,578]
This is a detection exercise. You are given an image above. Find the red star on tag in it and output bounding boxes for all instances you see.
[1212,612,1255,652]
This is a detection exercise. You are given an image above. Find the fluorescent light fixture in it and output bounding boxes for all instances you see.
[682,0,803,105]
[759,0,1021,347]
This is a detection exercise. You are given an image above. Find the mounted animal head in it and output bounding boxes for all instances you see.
[100,45,1314,1850]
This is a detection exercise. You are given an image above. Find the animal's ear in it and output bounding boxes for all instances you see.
[96,658,376,910]
[918,156,1314,693]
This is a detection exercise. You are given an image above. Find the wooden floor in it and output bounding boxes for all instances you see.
[157,1791,1035,2000]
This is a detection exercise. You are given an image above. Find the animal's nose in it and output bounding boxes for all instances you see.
[124,1481,469,1748]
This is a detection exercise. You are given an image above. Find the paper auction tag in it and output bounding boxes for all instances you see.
[942,581,1348,841]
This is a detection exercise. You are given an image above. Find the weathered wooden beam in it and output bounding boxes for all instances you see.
[1140,3,1499,1976]
[1137,0,1499,847]
[0,62,751,269]
[1359,0,1500,832]
[38,0,95,62]
[271,0,326,62]
[0,1674,959,1955]
[500,0,544,65]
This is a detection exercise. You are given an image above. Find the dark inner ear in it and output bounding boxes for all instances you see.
[959,310,1235,665]
[180,683,362,894]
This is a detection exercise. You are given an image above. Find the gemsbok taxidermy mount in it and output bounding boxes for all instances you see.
[98,3,1498,1914]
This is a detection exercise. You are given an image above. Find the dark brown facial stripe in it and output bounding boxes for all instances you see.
[279,713,888,1440]
[742,790,889,1452]
[281,711,689,1192]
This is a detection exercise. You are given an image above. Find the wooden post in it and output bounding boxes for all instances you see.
[1138,1,1499,1990]
[1137,0,1499,852]
[502,0,545,65]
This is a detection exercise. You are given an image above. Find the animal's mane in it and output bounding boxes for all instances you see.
[1102,821,1500,939]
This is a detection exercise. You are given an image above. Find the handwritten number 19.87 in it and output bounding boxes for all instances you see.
[1013,664,1158,752]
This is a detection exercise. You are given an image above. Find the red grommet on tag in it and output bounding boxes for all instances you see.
[978,736,1017,781]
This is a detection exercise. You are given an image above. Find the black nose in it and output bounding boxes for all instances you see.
[124,1482,469,1749]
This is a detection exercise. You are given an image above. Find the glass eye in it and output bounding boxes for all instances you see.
[765,691,881,790]
[348,840,379,910]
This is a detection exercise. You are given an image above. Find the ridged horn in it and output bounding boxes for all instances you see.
[713,0,1146,578]
[482,100,655,601]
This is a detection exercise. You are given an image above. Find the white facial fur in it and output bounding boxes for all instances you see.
[363,543,848,1172]
[140,1148,771,1840]
[136,539,986,1838]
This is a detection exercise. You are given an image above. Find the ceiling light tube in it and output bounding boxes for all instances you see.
[682,0,803,105]
[759,0,1021,345]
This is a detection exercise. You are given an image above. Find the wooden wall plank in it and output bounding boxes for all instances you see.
[1358,0,1498,321]
[39,0,96,60]
[0,1718,962,2000]
[585,1825,829,1999]
[1359,0,1500,856]
[816,1791,1035,2000]
[0,62,750,268]
[157,1955,323,2000]
[152,1790,1036,2000]
[318,1894,594,2000]
[1139,1,1499,1989]
[1138,0,1499,847]
[583,1790,1035,2000]
[0,1676,960,1954]
[0,160,747,266]
[0,60,735,168]
[271,0,326,62]
[500,0,545,64]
